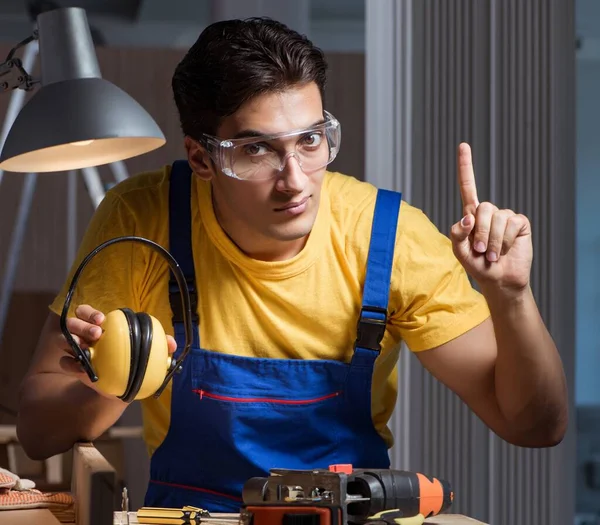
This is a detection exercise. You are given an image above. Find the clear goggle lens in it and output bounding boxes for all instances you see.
[202,111,341,181]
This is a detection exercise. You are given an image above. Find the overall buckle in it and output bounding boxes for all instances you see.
[354,306,388,352]
[169,278,199,324]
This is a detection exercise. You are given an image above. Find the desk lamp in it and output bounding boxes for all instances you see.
[0,6,165,173]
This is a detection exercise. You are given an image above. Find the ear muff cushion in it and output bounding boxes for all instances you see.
[119,308,140,402]
[124,312,153,402]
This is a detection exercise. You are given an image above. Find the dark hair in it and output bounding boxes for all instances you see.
[171,17,328,138]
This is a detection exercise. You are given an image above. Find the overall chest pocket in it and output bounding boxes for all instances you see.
[189,350,349,469]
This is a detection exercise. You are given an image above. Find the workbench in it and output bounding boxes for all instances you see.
[0,444,489,525]
[1,509,489,524]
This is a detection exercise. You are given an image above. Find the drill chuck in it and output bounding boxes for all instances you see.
[347,469,453,521]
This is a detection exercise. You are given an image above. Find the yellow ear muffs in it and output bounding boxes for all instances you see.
[60,236,195,402]
[84,309,170,402]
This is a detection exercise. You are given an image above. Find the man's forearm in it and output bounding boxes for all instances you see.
[17,373,127,460]
[482,284,568,446]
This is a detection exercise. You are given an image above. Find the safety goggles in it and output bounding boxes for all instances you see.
[200,110,341,181]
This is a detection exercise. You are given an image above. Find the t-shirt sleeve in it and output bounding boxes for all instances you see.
[49,191,141,318]
[387,203,491,352]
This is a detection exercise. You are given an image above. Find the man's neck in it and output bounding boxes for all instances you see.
[221,224,308,262]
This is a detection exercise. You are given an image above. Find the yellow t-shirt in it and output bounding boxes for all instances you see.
[49,166,490,455]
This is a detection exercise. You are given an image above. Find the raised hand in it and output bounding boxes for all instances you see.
[449,143,533,294]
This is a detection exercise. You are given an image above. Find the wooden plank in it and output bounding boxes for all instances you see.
[1,508,62,525]
[72,442,117,525]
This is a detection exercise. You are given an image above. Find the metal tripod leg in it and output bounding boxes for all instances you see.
[81,166,106,209]
[109,160,129,183]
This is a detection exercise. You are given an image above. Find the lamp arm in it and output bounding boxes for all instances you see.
[0,32,40,93]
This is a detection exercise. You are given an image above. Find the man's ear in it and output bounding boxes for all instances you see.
[184,136,214,181]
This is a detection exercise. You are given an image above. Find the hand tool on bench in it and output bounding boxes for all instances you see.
[136,506,240,524]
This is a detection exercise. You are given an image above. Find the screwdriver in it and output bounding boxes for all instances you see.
[136,506,239,525]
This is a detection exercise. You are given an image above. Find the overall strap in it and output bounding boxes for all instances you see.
[352,189,402,367]
[168,160,199,347]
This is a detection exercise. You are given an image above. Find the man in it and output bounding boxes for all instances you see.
[16,17,567,511]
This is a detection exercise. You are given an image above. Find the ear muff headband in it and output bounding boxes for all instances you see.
[59,236,194,400]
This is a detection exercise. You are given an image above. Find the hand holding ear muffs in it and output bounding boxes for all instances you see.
[59,236,194,403]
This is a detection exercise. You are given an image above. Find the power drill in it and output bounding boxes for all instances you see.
[240,464,453,525]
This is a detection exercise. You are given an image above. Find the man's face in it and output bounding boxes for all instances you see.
[187,82,327,260]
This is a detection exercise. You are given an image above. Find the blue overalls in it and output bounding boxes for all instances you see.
[144,160,402,511]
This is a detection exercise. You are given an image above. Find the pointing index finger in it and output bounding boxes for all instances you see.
[457,142,479,216]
